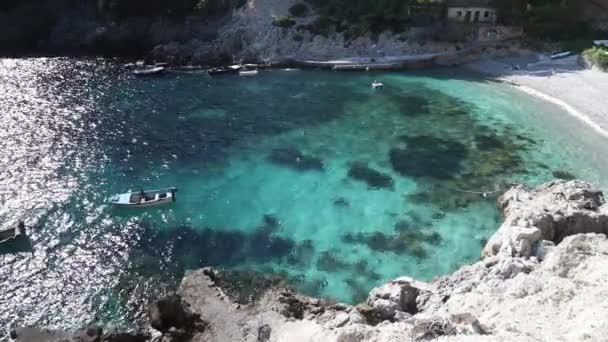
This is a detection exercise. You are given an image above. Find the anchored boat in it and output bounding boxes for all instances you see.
[0,222,26,244]
[133,66,165,76]
[372,80,384,89]
[550,51,573,60]
[239,70,259,76]
[110,187,177,208]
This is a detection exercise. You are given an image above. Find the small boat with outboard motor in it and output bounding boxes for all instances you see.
[110,187,177,208]
[0,222,26,244]
[133,66,165,76]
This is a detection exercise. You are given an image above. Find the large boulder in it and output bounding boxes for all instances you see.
[366,277,434,321]
[483,180,608,259]
[148,294,204,333]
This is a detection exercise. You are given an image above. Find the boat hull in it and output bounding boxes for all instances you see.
[0,225,25,244]
[112,198,174,208]
[110,188,177,208]
[133,67,165,76]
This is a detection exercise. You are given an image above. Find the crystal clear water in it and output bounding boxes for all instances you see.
[1,58,607,331]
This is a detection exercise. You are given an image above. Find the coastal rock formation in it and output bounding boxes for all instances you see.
[11,326,150,342]
[483,180,608,259]
[15,181,608,341]
[171,180,608,342]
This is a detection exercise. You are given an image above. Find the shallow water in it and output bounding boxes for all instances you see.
[1,58,607,332]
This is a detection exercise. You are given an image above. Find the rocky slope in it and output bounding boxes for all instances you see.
[14,180,608,342]
[151,0,528,65]
[1,0,530,66]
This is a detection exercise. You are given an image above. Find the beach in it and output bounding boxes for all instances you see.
[467,55,608,140]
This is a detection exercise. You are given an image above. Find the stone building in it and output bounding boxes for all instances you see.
[446,0,498,24]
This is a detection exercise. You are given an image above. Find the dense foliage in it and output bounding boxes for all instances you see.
[102,0,246,17]
[272,16,296,28]
[289,3,309,17]
[302,0,438,34]
[583,47,608,70]
[522,1,591,41]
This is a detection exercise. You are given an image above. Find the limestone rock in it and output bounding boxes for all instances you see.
[367,276,434,321]
[483,180,608,259]
[148,294,204,334]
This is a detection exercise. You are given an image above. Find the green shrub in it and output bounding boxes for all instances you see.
[289,3,309,17]
[301,0,413,34]
[306,16,333,36]
[583,47,608,71]
[272,15,296,28]
[297,18,332,36]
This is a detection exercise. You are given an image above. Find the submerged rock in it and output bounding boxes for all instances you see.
[333,197,350,207]
[342,223,441,258]
[390,135,468,179]
[266,147,324,171]
[552,170,576,180]
[347,161,394,190]
[317,250,350,272]
[474,134,505,150]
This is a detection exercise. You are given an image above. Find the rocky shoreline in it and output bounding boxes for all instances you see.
[13,180,608,342]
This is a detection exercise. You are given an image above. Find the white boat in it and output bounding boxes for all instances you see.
[239,70,259,76]
[133,66,165,76]
[594,40,608,48]
[110,188,177,208]
[0,222,26,244]
[550,51,573,60]
[372,81,384,89]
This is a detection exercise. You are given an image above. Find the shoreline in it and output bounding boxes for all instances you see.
[466,56,608,141]
[512,83,608,140]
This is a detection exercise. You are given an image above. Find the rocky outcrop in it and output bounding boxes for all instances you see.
[483,180,608,259]
[171,180,608,342]
[149,0,529,66]
[365,277,434,321]
[11,326,150,342]
[148,294,205,339]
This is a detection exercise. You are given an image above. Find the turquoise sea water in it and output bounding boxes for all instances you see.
[1,58,607,331]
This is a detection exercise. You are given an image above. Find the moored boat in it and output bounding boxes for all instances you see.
[110,187,177,208]
[207,68,239,76]
[372,80,384,89]
[0,222,26,244]
[239,70,259,76]
[550,51,573,60]
[133,66,165,76]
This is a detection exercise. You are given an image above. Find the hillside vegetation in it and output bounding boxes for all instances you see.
[1,0,607,56]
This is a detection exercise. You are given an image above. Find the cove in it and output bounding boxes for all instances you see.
[1,58,608,330]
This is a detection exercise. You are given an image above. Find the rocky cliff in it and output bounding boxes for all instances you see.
[0,0,528,66]
[150,0,527,65]
[14,180,608,342]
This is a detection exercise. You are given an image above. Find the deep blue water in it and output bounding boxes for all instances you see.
[1,58,607,332]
